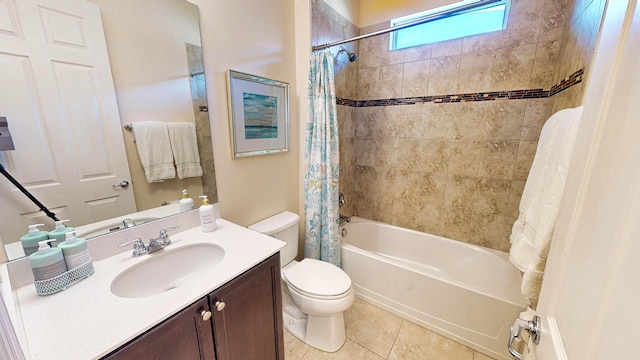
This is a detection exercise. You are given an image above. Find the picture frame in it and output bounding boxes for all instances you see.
[227,70,289,158]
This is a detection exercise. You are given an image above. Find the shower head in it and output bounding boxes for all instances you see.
[337,46,358,62]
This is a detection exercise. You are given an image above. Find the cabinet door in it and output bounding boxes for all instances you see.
[102,297,215,360]
[210,253,285,360]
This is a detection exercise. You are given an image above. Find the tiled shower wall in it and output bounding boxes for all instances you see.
[312,0,359,218]
[186,43,218,203]
[313,0,599,251]
[551,0,607,112]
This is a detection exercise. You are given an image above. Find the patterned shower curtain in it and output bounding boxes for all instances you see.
[304,49,341,267]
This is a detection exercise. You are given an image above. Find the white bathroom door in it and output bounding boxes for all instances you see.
[0,0,136,245]
[524,1,640,359]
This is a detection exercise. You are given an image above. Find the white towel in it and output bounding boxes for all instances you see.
[132,121,176,183]
[167,122,203,179]
[509,105,584,307]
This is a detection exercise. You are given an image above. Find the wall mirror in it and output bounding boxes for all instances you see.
[0,0,216,262]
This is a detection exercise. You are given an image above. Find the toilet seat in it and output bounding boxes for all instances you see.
[283,259,352,300]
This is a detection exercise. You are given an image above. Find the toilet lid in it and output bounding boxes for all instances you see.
[283,258,351,297]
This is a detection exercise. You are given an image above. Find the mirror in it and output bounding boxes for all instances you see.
[0,0,217,261]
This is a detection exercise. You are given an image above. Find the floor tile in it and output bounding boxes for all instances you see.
[301,339,385,360]
[388,321,474,360]
[284,329,310,360]
[344,298,404,358]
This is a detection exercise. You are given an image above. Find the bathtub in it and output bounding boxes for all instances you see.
[340,217,526,360]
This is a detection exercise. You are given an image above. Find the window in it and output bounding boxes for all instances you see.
[389,0,509,50]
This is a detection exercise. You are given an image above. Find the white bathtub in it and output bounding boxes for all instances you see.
[340,217,526,360]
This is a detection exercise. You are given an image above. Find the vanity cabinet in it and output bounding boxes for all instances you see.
[102,253,284,360]
[209,252,284,360]
[102,297,215,360]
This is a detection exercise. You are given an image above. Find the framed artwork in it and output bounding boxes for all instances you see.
[227,70,289,158]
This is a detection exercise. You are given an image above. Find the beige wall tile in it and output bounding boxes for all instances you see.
[403,43,432,62]
[506,180,526,219]
[513,140,538,181]
[428,55,461,95]
[451,102,492,140]
[531,40,561,89]
[470,177,511,216]
[493,44,537,90]
[522,98,552,140]
[432,38,464,58]
[397,104,429,138]
[478,141,519,179]
[447,140,483,177]
[358,35,382,69]
[378,64,404,99]
[402,60,431,97]
[485,100,527,140]
[379,32,405,65]
[458,50,496,94]
[357,67,380,100]
[468,212,511,250]
[396,138,449,173]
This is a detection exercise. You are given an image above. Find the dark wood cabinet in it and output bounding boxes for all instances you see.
[102,253,284,360]
[209,253,284,360]
[102,297,215,360]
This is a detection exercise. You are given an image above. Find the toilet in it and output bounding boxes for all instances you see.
[249,211,354,352]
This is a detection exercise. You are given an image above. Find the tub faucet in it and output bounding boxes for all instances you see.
[340,214,351,223]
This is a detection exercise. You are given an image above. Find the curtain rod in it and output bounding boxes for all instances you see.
[311,0,503,52]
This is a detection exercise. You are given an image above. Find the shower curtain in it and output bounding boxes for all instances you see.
[304,49,341,267]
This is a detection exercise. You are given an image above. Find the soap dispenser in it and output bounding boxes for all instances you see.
[48,220,73,247]
[58,232,91,271]
[29,240,67,281]
[198,195,216,232]
[179,189,194,212]
[20,224,49,256]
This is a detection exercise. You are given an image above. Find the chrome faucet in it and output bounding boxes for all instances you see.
[340,214,351,223]
[118,226,180,257]
[122,218,136,229]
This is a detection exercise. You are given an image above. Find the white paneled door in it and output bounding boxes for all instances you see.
[514,1,640,359]
[0,0,135,246]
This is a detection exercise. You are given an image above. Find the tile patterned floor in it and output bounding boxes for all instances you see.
[285,297,497,360]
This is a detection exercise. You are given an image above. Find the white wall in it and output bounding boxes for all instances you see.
[359,0,460,27]
[194,0,302,228]
[323,0,359,25]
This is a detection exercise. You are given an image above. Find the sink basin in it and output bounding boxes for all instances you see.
[110,243,225,298]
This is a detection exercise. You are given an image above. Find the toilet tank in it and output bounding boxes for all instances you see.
[248,211,299,265]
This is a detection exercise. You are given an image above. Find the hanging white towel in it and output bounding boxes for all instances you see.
[509,105,584,307]
[132,121,176,183]
[167,122,203,179]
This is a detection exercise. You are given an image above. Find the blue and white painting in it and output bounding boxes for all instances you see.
[243,92,278,139]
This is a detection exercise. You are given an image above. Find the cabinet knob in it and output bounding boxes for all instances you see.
[215,301,225,312]
[201,310,212,321]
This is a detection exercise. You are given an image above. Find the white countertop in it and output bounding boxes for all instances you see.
[11,220,284,360]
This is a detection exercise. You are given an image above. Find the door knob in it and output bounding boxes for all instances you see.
[201,310,212,321]
[214,301,225,311]
[113,180,130,188]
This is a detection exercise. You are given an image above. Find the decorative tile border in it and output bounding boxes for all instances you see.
[337,68,584,107]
